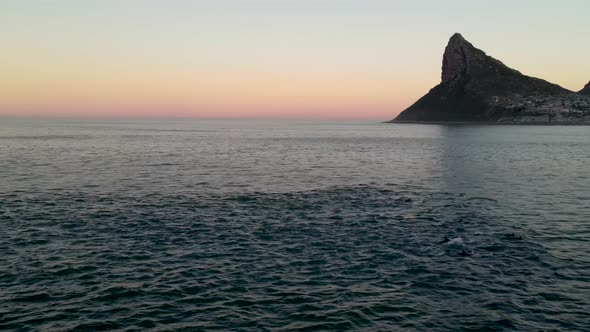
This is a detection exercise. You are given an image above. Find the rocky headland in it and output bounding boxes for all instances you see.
[389,33,590,124]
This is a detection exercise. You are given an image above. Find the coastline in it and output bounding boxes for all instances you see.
[384,120,590,125]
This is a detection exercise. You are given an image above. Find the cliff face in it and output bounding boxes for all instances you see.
[390,33,590,123]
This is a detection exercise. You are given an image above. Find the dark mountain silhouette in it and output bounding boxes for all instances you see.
[389,33,590,124]
[579,82,590,96]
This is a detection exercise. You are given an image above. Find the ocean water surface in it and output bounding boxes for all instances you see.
[1,119,589,331]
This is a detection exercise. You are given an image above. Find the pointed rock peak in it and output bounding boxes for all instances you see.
[442,33,475,82]
[446,33,477,49]
[390,33,578,124]
[449,33,466,42]
[579,81,590,95]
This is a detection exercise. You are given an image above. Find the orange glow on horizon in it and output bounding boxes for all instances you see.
[2,2,589,120]
[1,62,434,119]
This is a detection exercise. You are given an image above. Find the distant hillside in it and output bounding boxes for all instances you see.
[389,33,590,124]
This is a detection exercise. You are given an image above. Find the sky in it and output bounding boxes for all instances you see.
[1,0,589,120]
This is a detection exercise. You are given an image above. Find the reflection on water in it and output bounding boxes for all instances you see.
[0,119,589,331]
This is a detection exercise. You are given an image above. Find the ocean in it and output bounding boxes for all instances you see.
[1,119,589,331]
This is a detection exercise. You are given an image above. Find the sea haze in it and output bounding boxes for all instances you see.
[1,119,589,331]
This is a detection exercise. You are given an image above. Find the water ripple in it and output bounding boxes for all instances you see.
[1,185,589,331]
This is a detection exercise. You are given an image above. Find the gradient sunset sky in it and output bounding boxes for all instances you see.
[2,0,589,120]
